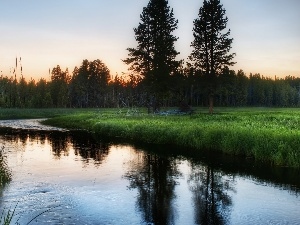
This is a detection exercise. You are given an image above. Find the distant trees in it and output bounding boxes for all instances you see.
[0,63,299,109]
[189,0,236,113]
[69,59,110,108]
[33,78,52,107]
[50,65,70,108]
[123,0,180,112]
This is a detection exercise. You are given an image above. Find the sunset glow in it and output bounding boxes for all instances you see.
[0,0,299,80]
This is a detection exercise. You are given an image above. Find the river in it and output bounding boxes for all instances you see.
[0,119,299,224]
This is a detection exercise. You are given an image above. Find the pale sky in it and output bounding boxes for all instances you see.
[0,0,299,80]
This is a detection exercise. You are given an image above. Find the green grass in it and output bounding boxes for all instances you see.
[1,107,300,168]
[40,107,300,168]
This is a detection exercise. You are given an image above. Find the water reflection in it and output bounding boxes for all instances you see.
[124,151,181,224]
[0,127,299,224]
[49,132,71,158]
[70,132,110,166]
[187,152,300,196]
[0,128,110,166]
[188,164,234,225]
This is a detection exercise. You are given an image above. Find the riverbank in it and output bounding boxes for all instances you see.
[0,108,299,168]
[39,107,300,168]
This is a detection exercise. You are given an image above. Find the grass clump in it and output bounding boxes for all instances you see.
[0,146,13,225]
[0,202,58,225]
[0,203,17,225]
[0,147,11,186]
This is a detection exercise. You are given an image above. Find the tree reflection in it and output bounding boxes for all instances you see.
[124,151,180,225]
[71,133,109,166]
[188,163,235,225]
[16,132,28,145]
[28,132,47,145]
[47,131,110,166]
[48,132,70,158]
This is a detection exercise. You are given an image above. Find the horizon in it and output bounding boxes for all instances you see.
[0,0,299,80]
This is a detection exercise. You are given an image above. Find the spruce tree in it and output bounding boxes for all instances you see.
[123,0,180,112]
[190,0,235,113]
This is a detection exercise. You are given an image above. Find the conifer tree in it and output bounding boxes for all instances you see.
[123,0,180,112]
[190,0,235,113]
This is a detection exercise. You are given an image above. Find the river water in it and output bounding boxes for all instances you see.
[0,120,299,224]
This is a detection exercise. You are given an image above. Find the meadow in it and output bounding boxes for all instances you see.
[41,107,300,168]
[0,107,300,168]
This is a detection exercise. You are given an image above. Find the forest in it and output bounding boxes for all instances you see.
[0,62,299,109]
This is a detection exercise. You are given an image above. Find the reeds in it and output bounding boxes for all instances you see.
[0,203,18,225]
[0,202,58,225]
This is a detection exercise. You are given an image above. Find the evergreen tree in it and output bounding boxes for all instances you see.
[123,0,180,112]
[190,0,235,113]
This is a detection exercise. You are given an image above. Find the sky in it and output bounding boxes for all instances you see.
[0,0,299,80]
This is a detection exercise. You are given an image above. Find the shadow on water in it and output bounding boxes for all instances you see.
[0,127,299,224]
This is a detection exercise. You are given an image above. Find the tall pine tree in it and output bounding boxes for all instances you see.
[123,0,180,112]
[190,0,235,113]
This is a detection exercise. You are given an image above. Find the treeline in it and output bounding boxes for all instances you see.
[0,59,299,108]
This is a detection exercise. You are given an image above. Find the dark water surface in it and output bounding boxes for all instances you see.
[0,123,299,224]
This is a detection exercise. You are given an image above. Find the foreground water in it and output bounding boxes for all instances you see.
[0,122,299,224]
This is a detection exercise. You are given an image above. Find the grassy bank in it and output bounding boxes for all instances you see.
[41,107,300,168]
[0,108,299,168]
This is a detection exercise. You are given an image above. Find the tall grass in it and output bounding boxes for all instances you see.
[0,206,17,225]
[0,202,59,225]
[42,107,300,168]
